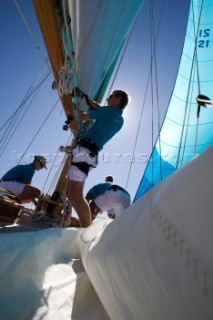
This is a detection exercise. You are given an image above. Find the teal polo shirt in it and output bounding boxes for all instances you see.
[2,163,35,183]
[83,106,124,151]
[88,182,112,197]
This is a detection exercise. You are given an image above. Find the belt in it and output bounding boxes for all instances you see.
[0,179,15,182]
[77,138,99,155]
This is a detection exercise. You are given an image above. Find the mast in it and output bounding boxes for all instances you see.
[33,0,76,221]
[32,0,76,130]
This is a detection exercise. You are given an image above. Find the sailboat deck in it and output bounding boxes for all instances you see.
[0,222,51,233]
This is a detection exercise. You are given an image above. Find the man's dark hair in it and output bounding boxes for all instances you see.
[113,90,129,109]
[105,175,113,182]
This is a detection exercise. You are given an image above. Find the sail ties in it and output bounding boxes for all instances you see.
[57,0,77,97]
[58,61,75,97]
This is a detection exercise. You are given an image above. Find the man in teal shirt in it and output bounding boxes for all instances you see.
[66,90,129,227]
[85,176,131,220]
[0,155,47,204]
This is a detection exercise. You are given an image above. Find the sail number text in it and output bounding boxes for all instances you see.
[198,29,210,48]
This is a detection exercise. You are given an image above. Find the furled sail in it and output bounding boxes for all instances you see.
[33,0,145,113]
[67,0,144,100]
[135,0,213,201]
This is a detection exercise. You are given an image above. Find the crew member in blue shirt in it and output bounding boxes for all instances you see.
[0,155,47,204]
[86,176,131,220]
[66,90,129,227]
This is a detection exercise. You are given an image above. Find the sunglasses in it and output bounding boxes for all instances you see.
[109,93,119,99]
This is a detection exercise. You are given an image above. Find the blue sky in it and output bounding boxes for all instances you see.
[0,0,190,211]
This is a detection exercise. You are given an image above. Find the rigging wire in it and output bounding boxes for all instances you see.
[103,26,136,105]
[0,70,51,156]
[13,1,79,198]
[180,79,195,166]
[176,0,204,166]
[175,52,196,168]
[42,134,73,194]
[17,98,60,164]
[13,0,51,71]
[192,0,204,96]
[1,84,37,134]
[47,159,65,195]
[150,0,155,187]
[0,64,49,132]
[178,70,197,167]
[192,0,204,156]
[14,0,80,138]
[42,148,64,194]
[125,0,166,190]
[152,1,164,182]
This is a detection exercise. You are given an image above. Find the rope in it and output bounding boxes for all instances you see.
[45,153,66,195]
[152,0,165,182]
[176,0,204,165]
[192,0,204,97]
[55,1,86,140]
[180,84,194,166]
[176,56,196,168]
[125,0,166,190]
[0,68,51,157]
[103,21,136,106]
[41,147,62,194]
[13,0,51,71]
[150,0,155,186]
[17,98,60,164]
[14,0,79,139]
[57,0,76,97]
[0,64,48,132]
[42,134,72,194]
[58,63,75,96]
[191,0,204,156]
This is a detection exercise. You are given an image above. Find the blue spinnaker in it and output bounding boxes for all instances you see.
[135,0,213,201]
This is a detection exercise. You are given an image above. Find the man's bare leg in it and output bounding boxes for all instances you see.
[18,185,41,204]
[66,179,91,227]
[90,201,101,220]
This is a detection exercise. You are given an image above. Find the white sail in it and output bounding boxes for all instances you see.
[68,0,144,98]
[1,144,213,319]
[82,144,213,319]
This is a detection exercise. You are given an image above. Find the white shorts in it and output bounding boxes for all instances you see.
[94,189,131,217]
[0,181,25,195]
[68,145,98,182]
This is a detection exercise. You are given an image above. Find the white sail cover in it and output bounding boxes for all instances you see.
[81,144,213,319]
[0,226,109,319]
[1,145,213,319]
